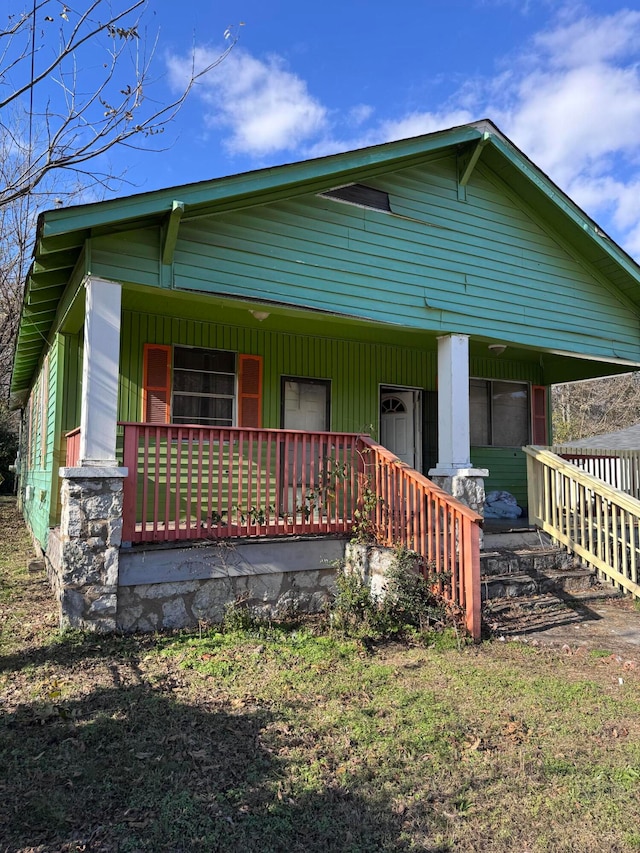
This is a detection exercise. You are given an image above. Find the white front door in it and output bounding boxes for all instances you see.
[380,389,421,469]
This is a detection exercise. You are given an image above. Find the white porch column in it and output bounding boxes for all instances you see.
[79,276,122,467]
[431,333,473,473]
[429,333,488,517]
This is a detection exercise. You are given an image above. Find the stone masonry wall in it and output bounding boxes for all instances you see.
[117,567,336,632]
[47,469,125,631]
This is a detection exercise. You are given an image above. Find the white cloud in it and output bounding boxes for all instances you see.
[168,48,327,156]
[500,64,640,186]
[532,8,640,68]
[485,8,640,257]
[169,7,640,258]
[303,109,475,160]
[347,104,375,127]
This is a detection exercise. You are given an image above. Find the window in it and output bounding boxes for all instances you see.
[470,379,530,447]
[173,346,236,426]
[142,344,263,428]
[320,183,391,212]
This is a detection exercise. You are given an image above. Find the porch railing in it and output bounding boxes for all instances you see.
[64,427,81,467]
[359,436,482,640]
[552,446,640,501]
[66,423,483,640]
[120,423,361,543]
[524,446,640,598]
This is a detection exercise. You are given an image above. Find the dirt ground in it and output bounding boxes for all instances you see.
[485,584,640,661]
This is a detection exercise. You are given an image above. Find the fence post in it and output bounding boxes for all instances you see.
[526,451,541,528]
[464,520,481,642]
[121,424,138,543]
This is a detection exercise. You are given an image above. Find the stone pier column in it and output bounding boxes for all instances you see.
[55,466,127,630]
[50,275,127,630]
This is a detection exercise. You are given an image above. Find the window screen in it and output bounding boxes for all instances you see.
[173,346,236,426]
[470,379,530,447]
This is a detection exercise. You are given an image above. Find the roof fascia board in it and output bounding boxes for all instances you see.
[41,125,485,237]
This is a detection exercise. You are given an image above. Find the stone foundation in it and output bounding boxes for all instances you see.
[344,542,422,599]
[429,467,488,548]
[117,566,336,632]
[48,467,126,631]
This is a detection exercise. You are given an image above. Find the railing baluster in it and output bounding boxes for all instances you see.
[525,446,640,599]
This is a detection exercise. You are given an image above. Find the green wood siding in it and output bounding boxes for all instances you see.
[21,341,61,547]
[471,447,528,508]
[116,310,543,494]
[118,310,440,436]
[88,153,640,364]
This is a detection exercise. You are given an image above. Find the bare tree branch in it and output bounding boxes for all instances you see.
[0,1,239,207]
[0,1,238,414]
[552,374,640,443]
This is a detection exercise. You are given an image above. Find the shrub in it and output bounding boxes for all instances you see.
[331,547,452,641]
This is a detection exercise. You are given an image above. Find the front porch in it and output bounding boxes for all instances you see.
[59,422,483,637]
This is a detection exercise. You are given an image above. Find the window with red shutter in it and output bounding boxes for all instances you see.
[142,345,263,427]
[143,344,171,423]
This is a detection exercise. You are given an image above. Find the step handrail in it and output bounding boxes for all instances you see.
[523,445,640,598]
[524,446,640,516]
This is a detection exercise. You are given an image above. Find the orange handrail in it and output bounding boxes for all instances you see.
[357,436,482,641]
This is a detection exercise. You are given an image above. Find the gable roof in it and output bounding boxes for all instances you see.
[11,118,640,403]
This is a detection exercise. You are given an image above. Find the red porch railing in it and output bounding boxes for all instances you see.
[64,427,81,467]
[358,436,482,641]
[67,423,481,640]
[120,423,361,543]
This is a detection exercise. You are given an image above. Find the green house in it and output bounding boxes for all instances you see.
[11,119,640,636]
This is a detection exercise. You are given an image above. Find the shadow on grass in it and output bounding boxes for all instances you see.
[0,628,160,674]
[0,664,453,853]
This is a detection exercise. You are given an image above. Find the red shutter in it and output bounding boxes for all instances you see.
[531,384,548,445]
[238,354,263,428]
[143,344,171,424]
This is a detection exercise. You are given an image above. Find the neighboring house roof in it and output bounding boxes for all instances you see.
[11,118,640,402]
[564,424,640,450]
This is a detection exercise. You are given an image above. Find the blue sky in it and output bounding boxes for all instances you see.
[67,1,640,260]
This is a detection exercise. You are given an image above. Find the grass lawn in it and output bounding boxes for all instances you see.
[1,495,640,852]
